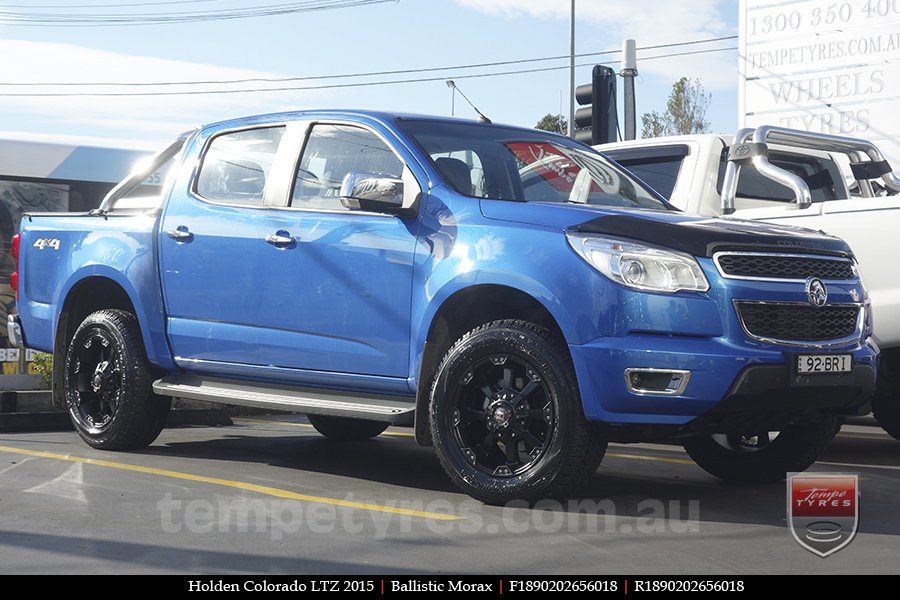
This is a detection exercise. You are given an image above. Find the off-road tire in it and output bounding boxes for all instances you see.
[429,320,605,504]
[873,392,900,441]
[64,309,170,450]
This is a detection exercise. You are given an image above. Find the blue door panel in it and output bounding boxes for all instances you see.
[159,199,417,377]
[160,199,276,365]
[254,211,418,376]
[166,314,394,373]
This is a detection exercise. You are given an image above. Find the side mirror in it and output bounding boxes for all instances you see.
[340,171,404,212]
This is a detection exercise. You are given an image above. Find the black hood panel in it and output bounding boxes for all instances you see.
[572,214,852,258]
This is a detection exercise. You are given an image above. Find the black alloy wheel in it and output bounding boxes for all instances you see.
[65,310,170,450]
[448,353,554,478]
[69,325,122,433]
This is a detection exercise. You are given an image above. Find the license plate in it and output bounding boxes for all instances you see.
[796,354,852,375]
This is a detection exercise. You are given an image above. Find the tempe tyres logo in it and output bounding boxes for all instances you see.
[788,474,859,557]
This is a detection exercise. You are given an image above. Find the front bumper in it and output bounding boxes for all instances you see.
[679,362,875,436]
[7,314,25,349]
[570,333,878,427]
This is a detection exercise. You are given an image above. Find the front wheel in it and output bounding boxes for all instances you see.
[64,309,170,450]
[683,415,841,482]
[429,320,605,504]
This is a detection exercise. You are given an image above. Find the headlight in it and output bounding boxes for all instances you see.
[567,233,710,293]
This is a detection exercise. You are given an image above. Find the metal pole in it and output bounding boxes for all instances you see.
[623,75,637,140]
[620,39,637,140]
[17,347,26,379]
[622,77,635,140]
[567,0,575,138]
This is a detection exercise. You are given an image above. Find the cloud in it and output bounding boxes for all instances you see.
[0,40,323,143]
[454,0,736,89]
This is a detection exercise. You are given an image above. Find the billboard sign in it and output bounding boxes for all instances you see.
[740,0,900,165]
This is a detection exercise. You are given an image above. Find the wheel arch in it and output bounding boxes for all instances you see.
[51,271,170,408]
[413,283,570,445]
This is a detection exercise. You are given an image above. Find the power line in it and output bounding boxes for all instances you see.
[0,0,397,26]
[0,46,737,97]
[2,0,218,8]
[0,35,738,88]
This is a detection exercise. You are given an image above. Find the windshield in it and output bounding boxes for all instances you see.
[397,120,671,210]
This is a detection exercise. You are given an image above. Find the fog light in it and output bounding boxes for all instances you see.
[624,368,691,396]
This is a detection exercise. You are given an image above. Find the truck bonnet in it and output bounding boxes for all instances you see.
[479,199,852,258]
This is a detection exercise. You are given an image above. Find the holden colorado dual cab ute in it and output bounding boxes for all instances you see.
[602,126,900,439]
[8,112,878,503]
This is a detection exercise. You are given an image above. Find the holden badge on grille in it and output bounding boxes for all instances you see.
[806,277,828,308]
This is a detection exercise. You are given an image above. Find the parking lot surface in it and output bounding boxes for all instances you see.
[0,416,897,574]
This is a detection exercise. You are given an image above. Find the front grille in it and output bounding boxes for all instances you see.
[736,302,860,343]
[716,253,855,280]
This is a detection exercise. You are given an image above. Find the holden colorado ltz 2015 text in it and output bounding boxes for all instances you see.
[8,112,877,503]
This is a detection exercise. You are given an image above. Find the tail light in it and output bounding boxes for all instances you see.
[10,233,19,298]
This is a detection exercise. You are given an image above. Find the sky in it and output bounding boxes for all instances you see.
[0,0,740,148]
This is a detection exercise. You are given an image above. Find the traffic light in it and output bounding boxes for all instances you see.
[574,65,618,145]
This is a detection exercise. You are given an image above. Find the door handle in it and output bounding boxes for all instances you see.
[265,231,295,247]
[167,227,193,242]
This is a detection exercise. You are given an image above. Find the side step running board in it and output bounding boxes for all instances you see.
[153,375,415,425]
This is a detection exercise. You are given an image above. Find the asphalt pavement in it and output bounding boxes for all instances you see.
[0,416,897,574]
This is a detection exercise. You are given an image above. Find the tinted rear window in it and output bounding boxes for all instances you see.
[608,154,685,200]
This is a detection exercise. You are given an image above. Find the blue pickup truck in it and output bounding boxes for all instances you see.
[8,111,878,503]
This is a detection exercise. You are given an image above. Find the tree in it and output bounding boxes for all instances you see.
[640,77,711,138]
[535,113,567,134]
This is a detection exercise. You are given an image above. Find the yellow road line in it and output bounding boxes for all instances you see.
[606,452,695,465]
[0,444,461,521]
[818,460,900,472]
[236,417,416,438]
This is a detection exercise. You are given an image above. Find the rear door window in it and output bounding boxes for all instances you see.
[195,126,285,206]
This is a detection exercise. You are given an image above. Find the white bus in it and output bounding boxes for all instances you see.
[1,133,153,390]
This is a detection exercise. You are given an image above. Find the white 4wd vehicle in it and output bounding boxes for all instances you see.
[602,126,900,439]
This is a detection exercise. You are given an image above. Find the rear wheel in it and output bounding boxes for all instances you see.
[429,320,605,504]
[307,414,389,440]
[64,309,170,450]
[683,415,840,482]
